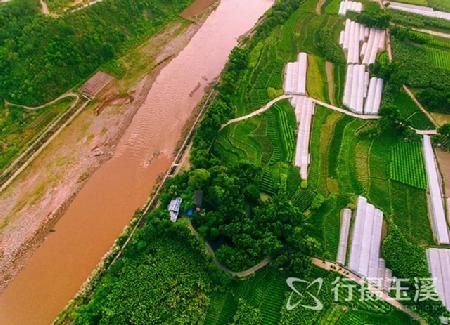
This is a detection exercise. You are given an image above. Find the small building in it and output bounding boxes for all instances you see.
[168,198,182,223]
[194,190,203,211]
[80,71,114,99]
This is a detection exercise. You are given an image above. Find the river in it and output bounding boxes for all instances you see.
[0,0,273,323]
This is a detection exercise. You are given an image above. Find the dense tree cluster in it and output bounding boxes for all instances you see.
[0,0,191,105]
[160,163,318,272]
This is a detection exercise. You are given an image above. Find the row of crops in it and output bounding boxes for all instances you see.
[389,141,427,189]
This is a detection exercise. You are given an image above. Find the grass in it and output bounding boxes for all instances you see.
[307,55,329,102]
[390,141,427,189]
[0,96,77,173]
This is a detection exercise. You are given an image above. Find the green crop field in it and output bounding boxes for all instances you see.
[390,141,427,189]
[307,55,329,102]
[427,46,450,70]
[0,96,77,173]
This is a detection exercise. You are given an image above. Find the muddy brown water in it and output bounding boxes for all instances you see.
[181,0,217,18]
[0,0,273,324]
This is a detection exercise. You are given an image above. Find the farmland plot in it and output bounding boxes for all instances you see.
[390,141,427,189]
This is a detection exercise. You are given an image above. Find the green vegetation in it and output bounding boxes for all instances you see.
[0,96,76,173]
[390,141,427,189]
[0,0,193,105]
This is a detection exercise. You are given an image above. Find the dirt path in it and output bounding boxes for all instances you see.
[221,95,381,132]
[40,0,49,15]
[221,95,292,129]
[311,98,381,119]
[437,150,450,195]
[312,258,426,324]
[414,27,450,39]
[5,93,79,111]
[403,85,439,128]
[386,29,393,63]
[188,223,270,277]
[325,61,336,106]
[316,0,326,15]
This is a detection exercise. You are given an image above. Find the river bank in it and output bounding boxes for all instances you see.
[0,0,273,323]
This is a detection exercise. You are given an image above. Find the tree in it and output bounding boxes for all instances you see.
[188,169,211,189]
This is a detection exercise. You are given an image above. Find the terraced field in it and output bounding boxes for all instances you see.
[214,100,298,194]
